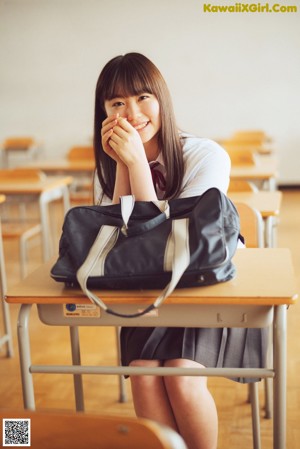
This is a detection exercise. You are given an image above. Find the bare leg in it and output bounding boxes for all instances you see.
[129,360,178,431]
[129,358,218,449]
[164,359,218,449]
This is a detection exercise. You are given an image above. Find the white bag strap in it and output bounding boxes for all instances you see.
[120,195,170,233]
[76,218,190,318]
[120,196,135,230]
[77,225,119,312]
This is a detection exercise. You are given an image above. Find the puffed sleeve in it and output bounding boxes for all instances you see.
[178,137,231,198]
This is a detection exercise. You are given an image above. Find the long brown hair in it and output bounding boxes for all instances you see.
[94,52,184,200]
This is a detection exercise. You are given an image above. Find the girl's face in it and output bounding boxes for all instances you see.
[104,93,161,148]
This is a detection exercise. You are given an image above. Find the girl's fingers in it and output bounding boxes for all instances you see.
[110,124,129,140]
[101,120,117,137]
[102,128,113,145]
[109,130,124,147]
[102,113,119,126]
[101,114,119,136]
[116,117,133,132]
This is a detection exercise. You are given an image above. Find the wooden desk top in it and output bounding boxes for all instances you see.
[230,155,278,180]
[0,176,73,194]
[229,191,282,217]
[5,249,298,306]
[23,159,95,172]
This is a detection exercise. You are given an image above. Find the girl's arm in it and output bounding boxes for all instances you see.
[128,160,157,201]
[112,162,131,204]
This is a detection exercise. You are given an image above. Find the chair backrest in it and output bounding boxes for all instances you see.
[232,130,269,145]
[67,146,94,161]
[234,202,264,248]
[228,180,259,192]
[2,137,36,149]
[0,411,187,449]
[0,168,46,182]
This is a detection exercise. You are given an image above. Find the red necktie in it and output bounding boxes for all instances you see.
[150,162,166,193]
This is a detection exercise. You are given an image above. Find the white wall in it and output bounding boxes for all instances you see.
[0,0,299,183]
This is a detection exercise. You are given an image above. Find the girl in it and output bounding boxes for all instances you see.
[93,53,267,449]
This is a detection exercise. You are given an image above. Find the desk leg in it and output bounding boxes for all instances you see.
[17,304,35,410]
[265,216,276,249]
[69,326,85,411]
[0,227,14,357]
[273,305,287,449]
[115,326,127,403]
[264,177,277,191]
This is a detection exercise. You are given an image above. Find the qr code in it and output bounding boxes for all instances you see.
[2,419,31,446]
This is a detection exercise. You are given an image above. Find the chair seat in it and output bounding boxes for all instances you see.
[1,222,41,239]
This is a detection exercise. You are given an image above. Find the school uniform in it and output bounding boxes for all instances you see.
[94,134,268,382]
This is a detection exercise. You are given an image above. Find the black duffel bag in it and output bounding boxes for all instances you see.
[51,188,240,317]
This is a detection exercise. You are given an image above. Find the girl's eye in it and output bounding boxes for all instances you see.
[112,101,124,108]
[139,94,150,101]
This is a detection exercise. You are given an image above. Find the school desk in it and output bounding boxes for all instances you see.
[230,155,279,191]
[5,248,298,449]
[22,158,95,173]
[0,140,41,168]
[0,176,72,260]
[21,159,95,190]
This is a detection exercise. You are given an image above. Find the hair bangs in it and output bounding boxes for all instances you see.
[101,62,154,102]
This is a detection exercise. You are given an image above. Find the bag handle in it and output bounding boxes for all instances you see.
[120,195,170,237]
[76,218,190,318]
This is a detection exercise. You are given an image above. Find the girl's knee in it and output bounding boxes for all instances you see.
[129,359,161,368]
[165,359,205,369]
[164,359,208,391]
[129,359,162,388]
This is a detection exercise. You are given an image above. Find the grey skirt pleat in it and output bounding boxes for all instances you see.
[120,327,268,383]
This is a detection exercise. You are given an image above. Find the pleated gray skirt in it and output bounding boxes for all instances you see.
[120,327,268,383]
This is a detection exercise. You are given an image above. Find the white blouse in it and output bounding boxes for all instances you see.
[93,132,231,205]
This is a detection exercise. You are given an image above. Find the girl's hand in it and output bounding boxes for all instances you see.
[101,114,121,163]
[108,117,148,167]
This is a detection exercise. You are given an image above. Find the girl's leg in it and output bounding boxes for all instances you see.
[164,359,218,449]
[129,359,178,431]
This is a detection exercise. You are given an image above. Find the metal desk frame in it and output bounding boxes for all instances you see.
[7,249,298,449]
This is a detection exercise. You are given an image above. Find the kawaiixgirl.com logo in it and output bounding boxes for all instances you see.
[203,2,298,12]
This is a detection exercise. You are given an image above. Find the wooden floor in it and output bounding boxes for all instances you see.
[0,189,299,449]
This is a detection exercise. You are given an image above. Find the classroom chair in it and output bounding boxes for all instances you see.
[231,130,271,145]
[0,410,187,449]
[0,169,45,278]
[67,146,94,204]
[1,137,41,168]
[67,145,94,161]
[1,222,42,279]
[225,147,257,166]
[235,202,264,249]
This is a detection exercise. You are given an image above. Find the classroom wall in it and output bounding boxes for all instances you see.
[0,0,299,183]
